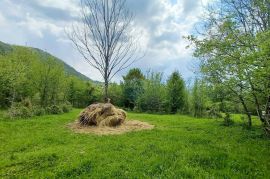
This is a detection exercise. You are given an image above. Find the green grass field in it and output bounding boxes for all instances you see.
[1,109,270,178]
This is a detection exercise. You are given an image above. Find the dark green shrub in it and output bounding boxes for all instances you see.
[223,113,233,126]
[49,105,63,114]
[207,105,222,119]
[62,102,72,113]
[22,98,32,109]
[45,106,52,114]
[241,115,252,129]
[33,107,46,116]
[20,106,33,118]
[7,102,33,119]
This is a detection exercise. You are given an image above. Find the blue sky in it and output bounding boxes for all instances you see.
[0,0,210,82]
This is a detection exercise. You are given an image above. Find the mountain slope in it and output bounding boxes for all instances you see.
[0,41,94,82]
[0,41,12,55]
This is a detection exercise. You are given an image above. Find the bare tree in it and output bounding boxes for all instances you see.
[68,0,143,101]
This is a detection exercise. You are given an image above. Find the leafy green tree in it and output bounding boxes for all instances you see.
[0,47,37,107]
[0,45,104,116]
[67,77,102,108]
[67,78,76,105]
[187,0,270,127]
[31,56,66,107]
[108,83,124,107]
[191,79,208,117]
[136,71,167,113]
[166,71,186,113]
[256,30,270,133]
[83,82,102,106]
[122,68,144,109]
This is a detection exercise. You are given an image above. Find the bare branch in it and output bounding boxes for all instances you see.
[68,0,144,99]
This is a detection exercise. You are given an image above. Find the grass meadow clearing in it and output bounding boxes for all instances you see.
[0,109,270,178]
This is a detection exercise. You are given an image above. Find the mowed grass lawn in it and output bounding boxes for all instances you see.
[0,109,270,178]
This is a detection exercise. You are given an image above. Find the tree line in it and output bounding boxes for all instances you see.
[0,45,262,119]
[108,68,254,118]
[0,45,213,119]
[1,45,268,135]
[0,46,102,117]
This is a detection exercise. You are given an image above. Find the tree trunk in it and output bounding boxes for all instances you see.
[247,112,252,128]
[248,76,264,123]
[239,95,252,128]
[104,78,109,103]
[264,96,270,135]
[252,91,263,123]
[104,55,109,103]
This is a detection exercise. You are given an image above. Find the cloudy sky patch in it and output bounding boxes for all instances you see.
[0,0,210,82]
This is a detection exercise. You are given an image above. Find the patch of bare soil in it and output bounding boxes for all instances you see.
[69,120,154,135]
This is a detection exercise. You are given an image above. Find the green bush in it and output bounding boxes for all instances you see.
[62,102,72,113]
[20,106,33,118]
[240,115,252,129]
[223,113,234,126]
[22,98,32,109]
[33,107,46,116]
[7,102,33,119]
[49,105,63,114]
[135,72,168,113]
[207,104,222,119]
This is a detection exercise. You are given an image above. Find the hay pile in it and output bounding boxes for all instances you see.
[69,120,154,135]
[78,103,126,127]
[70,103,154,135]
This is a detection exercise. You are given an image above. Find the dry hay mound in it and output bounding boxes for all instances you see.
[69,120,154,135]
[70,103,154,135]
[78,103,126,127]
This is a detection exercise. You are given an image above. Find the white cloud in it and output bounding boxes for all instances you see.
[0,13,6,27]
[36,0,80,12]
[18,13,64,38]
[119,0,207,82]
[0,0,211,82]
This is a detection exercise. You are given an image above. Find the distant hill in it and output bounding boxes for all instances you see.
[0,41,100,83]
[0,41,12,55]
[31,47,92,82]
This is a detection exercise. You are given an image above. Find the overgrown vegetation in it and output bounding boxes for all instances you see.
[1,42,269,137]
[187,0,270,134]
[0,44,103,118]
